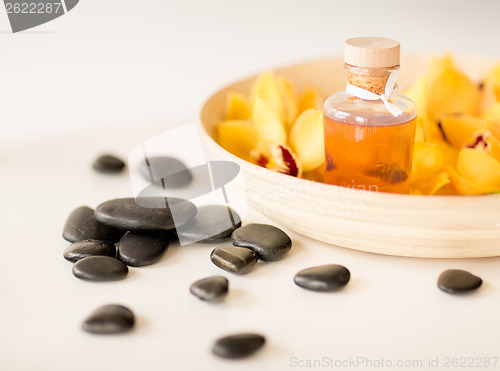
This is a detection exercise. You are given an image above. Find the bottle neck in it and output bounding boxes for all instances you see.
[345,63,399,95]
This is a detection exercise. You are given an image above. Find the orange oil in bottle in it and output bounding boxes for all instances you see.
[323,113,417,194]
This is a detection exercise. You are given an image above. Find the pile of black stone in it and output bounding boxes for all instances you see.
[60,154,484,359]
[62,155,299,357]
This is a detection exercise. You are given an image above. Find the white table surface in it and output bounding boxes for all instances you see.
[2,1,500,370]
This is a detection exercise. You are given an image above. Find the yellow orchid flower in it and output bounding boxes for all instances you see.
[252,95,287,144]
[217,120,258,162]
[289,109,324,172]
[457,148,500,188]
[439,114,487,149]
[411,170,450,196]
[277,76,299,129]
[225,92,251,120]
[427,55,480,122]
[250,71,285,123]
[487,118,500,141]
[412,142,443,182]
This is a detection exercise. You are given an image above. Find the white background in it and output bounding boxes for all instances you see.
[1,1,500,370]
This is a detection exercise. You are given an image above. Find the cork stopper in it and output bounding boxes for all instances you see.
[345,37,400,68]
[345,37,400,94]
[347,73,390,95]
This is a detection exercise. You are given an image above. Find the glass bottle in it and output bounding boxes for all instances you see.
[323,37,417,194]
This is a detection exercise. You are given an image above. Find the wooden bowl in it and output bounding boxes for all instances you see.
[199,55,500,258]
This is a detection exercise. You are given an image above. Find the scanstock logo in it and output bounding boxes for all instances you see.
[4,0,79,33]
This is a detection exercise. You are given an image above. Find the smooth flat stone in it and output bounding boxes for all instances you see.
[212,333,266,359]
[62,206,124,243]
[72,256,128,281]
[176,205,241,243]
[210,246,258,275]
[118,231,169,267]
[294,264,351,292]
[82,304,135,334]
[92,154,126,173]
[63,240,116,263]
[139,156,193,188]
[190,276,228,302]
[438,269,483,294]
[231,223,292,261]
[94,197,197,231]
